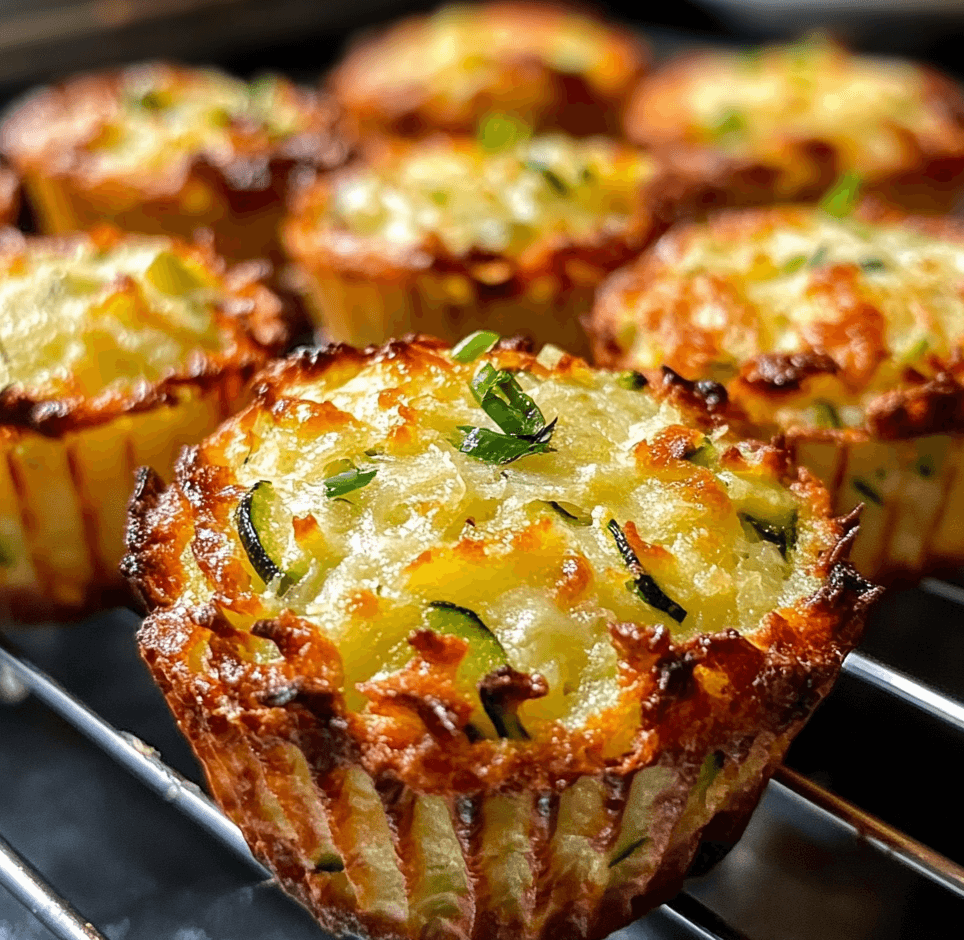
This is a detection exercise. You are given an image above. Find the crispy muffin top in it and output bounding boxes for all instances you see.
[285,134,656,270]
[127,336,873,790]
[1,63,344,190]
[624,37,964,190]
[591,205,964,439]
[328,1,647,135]
[0,226,286,432]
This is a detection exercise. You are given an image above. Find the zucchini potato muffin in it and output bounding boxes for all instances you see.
[327,1,647,138]
[283,134,661,356]
[0,225,287,620]
[0,63,351,266]
[589,205,964,581]
[126,335,877,940]
[623,36,964,215]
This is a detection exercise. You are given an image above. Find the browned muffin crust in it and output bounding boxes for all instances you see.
[0,164,18,225]
[327,1,648,138]
[0,225,288,620]
[624,38,964,215]
[0,63,352,266]
[126,336,878,940]
[282,135,664,354]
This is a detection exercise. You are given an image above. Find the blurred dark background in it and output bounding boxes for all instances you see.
[2,0,964,107]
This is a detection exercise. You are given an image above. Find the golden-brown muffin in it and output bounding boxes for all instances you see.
[588,204,964,581]
[624,36,964,215]
[283,133,662,356]
[126,335,878,940]
[0,225,287,621]
[0,63,351,266]
[328,1,647,139]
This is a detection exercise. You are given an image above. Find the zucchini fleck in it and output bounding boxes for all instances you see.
[607,519,687,624]
[819,170,862,219]
[617,370,647,391]
[608,836,649,868]
[738,511,798,559]
[237,481,287,587]
[544,500,593,526]
[852,477,884,506]
[813,400,842,429]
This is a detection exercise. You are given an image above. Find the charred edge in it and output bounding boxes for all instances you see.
[119,466,169,608]
[812,561,884,619]
[739,352,839,395]
[478,666,548,740]
[660,366,728,412]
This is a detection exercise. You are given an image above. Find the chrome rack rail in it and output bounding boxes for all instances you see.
[3,624,964,940]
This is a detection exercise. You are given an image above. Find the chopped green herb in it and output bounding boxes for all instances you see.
[545,500,593,526]
[323,465,377,499]
[524,161,568,194]
[477,111,529,152]
[607,519,687,624]
[430,190,448,206]
[708,107,747,142]
[852,477,884,506]
[859,257,887,273]
[609,837,649,868]
[130,89,166,111]
[782,255,807,275]
[808,244,829,268]
[580,166,595,184]
[915,454,937,479]
[453,422,556,465]
[813,400,843,429]
[905,337,930,361]
[738,511,798,559]
[617,370,648,391]
[685,442,715,467]
[452,330,500,363]
[819,170,862,219]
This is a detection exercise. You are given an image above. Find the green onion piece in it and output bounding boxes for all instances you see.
[607,519,687,624]
[808,245,829,268]
[609,837,649,868]
[819,170,862,219]
[544,500,593,526]
[453,422,555,465]
[852,477,884,506]
[617,371,647,391]
[323,465,377,499]
[524,161,568,194]
[471,364,547,437]
[477,111,529,152]
[813,400,843,429]
[452,330,501,363]
[738,511,798,559]
[708,107,747,142]
[905,337,930,362]
[782,255,807,275]
[236,481,286,586]
[859,257,887,273]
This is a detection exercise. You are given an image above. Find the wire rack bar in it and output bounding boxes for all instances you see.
[0,633,266,878]
[773,766,964,899]
[841,650,964,735]
[0,833,106,940]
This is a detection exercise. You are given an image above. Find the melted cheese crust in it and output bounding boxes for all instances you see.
[0,232,231,399]
[170,340,835,743]
[592,207,964,431]
[627,37,964,184]
[322,135,653,257]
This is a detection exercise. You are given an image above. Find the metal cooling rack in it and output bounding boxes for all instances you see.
[2,584,963,940]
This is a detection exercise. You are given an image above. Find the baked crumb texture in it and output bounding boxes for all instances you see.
[588,205,964,580]
[624,36,964,215]
[0,63,351,265]
[327,1,647,138]
[0,226,287,620]
[126,336,878,940]
[283,135,661,356]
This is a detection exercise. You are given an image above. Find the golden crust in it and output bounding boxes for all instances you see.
[282,136,665,354]
[0,63,352,264]
[0,226,288,620]
[126,336,878,940]
[327,1,648,138]
[0,165,18,225]
[624,41,964,215]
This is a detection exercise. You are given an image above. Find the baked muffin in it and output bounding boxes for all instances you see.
[588,204,964,581]
[327,1,647,138]
[282,134,661,355]
[0,225,286,621]
[623,35,964,215]
[0,63,351,266]
[126,335,878,940]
